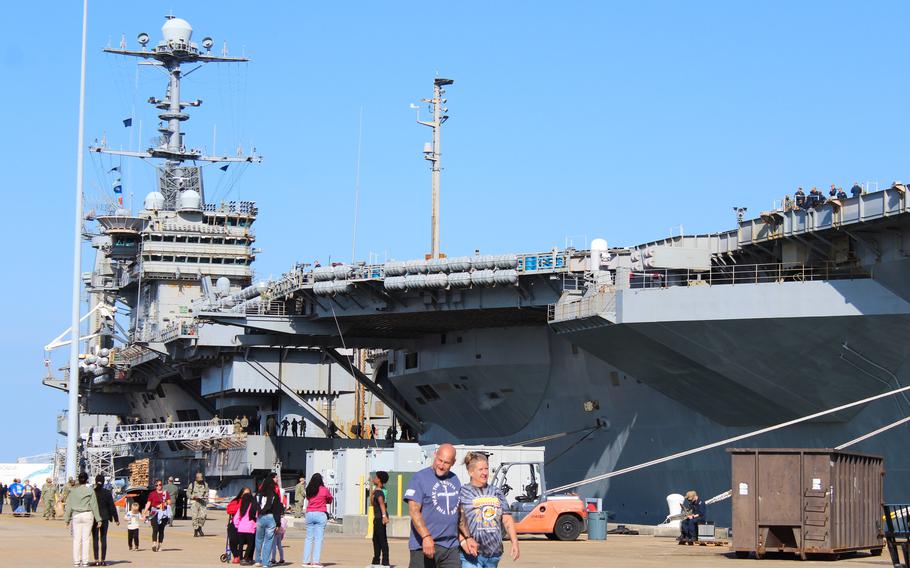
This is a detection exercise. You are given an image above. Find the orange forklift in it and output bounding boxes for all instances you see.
[492,460,589,540]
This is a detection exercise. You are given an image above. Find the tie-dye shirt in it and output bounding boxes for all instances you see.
[459,483,511,557]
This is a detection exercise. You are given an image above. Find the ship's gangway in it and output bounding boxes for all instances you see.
[62,420,238,483]
[86,419,235,447]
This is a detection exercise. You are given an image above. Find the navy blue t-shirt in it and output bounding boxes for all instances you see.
[403,467,462,550]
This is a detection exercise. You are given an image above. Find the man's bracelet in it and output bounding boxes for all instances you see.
[422,534,433,541]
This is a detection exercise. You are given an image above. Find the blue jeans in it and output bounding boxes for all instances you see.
[303,511,328,564]
[254,514,277,567]
[461,552,502,568]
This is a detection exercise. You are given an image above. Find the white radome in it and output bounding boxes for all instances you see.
[162,17,193,44]
[178,190,202,211]
[143,191,165,210]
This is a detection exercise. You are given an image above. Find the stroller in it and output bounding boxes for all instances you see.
[219,530,232,563]
[221,497,241,563]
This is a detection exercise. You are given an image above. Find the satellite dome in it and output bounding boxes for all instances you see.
[144,191,165,210]
[216,277,231,294]
[162,17,193,44]
[177,190,202,211]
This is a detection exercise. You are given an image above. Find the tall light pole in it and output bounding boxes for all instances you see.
[67,0,89,478]
[417,77,453,259]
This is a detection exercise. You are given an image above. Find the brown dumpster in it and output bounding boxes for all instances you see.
[728,448,885,560]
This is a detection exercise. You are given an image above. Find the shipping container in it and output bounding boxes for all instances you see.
[728,448,884,560]
[305,443,545,518]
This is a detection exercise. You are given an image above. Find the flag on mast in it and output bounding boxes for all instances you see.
[113,178,123,205]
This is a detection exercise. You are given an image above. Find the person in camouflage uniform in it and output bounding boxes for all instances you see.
[40,478,57,519]
[293,475,307,516]
[188,472,209,536]
[60,478,75,506]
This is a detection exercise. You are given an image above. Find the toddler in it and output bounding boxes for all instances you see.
[125,502,142,550]
[271,514,287,564]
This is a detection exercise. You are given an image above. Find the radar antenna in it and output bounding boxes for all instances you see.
[415,77,453,259]
[91,16,261,209]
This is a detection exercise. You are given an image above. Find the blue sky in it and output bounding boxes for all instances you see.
[2,1,910,460]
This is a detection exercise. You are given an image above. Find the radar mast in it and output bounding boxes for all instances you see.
[91,16,261,209]
[416,77,453,259]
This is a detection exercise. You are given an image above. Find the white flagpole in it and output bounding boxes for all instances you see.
[67,0,89,479]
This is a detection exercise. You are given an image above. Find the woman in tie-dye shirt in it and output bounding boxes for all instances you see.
[457,452,519,568]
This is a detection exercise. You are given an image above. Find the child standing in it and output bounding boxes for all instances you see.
[125,502,142,551]
[232,492,258,565]
[271,514,288,565]
[370,471,390,567]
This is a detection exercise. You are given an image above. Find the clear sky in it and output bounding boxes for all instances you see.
[2,1,910,461]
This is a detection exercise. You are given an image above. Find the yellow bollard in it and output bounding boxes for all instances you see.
[367,492,374,539]
[397,474,403,517]
[359,475,365,514]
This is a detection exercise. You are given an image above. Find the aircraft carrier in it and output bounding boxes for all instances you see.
[212,186,910,525]
[47,15,910,525]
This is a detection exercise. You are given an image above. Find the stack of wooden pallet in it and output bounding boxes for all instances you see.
[128,458,150,487]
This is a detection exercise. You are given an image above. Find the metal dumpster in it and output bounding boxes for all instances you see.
[728,448,885,560]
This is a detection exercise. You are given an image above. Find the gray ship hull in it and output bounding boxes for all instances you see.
[388,321,910,526]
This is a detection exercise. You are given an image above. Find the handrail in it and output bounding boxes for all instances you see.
[628,262,870,290]
[548,262,872,323]
[84,419,235,447]
[550,288,616,322]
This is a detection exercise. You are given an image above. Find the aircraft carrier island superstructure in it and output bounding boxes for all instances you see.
[44,17,394,490]
[47,15,910,526]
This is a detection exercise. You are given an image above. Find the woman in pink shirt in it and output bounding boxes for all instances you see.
[301,473,333,567]
[232,492,258,564]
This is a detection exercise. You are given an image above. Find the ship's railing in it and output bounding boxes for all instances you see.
[242,300,286,316]
[84,419,235,447]
[549,289,616,322]
[628,262,871,289]
[133,321,197,345]
[740,185,910,246]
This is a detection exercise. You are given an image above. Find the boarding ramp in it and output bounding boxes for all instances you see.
[86,419,235,447]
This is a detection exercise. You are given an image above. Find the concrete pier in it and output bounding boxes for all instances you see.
[0,511,890,567]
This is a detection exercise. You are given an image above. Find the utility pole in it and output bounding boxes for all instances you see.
[417,77,453,259]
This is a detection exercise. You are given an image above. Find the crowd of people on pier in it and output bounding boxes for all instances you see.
[0,442,526,567]
[0,477,62,517]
